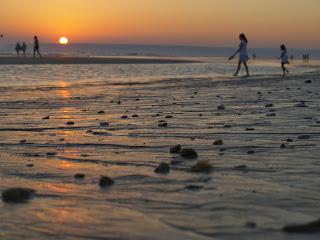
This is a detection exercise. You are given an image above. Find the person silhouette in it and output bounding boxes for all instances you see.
[33,36,42,58]
[15,42,21,56]
[279,44,289,76]
[228,33,250,77]
[22,42,27,55]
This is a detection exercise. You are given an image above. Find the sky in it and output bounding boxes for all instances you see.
[1,0,320,48]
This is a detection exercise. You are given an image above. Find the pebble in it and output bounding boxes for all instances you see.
[158,122,168,127]
[283,219,320,233]
[213,140,224,146]
[121,115,128,119]
[280,144,287,148]
[246,128,255,131]
[170,144,182,154]
[185,185,203,190]
[42,116,50,120]
[2,188,36,203]
[46,152,57,156]
[131,114,139,118]
[247,150,255,155]
[66,121,74,125]
[154,162,170,174]
[265,104,274,108]
[98,111,105,114]
[305,80,312,84]
[180,148,198,159]
[234,165,248,170]
[217,105,225,110]
[295,101,308,108]
[74,173,85,179]
[287,138,293,142]
[190,160,213,173]
[26,164,34,167]
[100,122,109,127]
[99,176,114,187]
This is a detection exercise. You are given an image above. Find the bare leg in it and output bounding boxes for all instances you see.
[244,62,250,77]
[233,62,241,76]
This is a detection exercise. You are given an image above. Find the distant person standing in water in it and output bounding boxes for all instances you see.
[33,36,42,58]
[15,42,21,56]
[228,33,250,77]
[279,44,289,76]
[22,42,27,55]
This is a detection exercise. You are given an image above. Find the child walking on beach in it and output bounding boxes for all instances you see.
[280,44,289,76]
[229,33,250,77]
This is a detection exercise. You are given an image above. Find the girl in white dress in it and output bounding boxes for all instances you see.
[280,44,289,76]
[229,33,250,77]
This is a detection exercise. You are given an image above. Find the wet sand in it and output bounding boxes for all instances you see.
[0,56,198,65]
[0,66,320,239]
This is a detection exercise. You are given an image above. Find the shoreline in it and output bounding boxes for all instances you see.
[0,56,199,65]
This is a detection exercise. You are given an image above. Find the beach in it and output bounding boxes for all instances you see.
[0,57,320,240]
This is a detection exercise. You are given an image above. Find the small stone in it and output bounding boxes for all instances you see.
[121,115,128,119]
[223,124,232,128]
[2,188,36,203]
[165,115,173,119]
[217,105,225,110]
[42,116,50,120]
[154,162,170,174]
[190,160,213,173]
[265,104,274,108]
[99,176,114,187]
[46,152,57,156]
[59,138,65,141]
[74,173,85,179]
[266,113,276,117]
[100,122,109,127]
[26,164,34,167]
[20,139,27,144]
[170,144,182,154]
[295,101,308,108]
[66,121,74,125]
[287,138,293,142]
[234,165,248,170]
[213,140,224,146]
[98,111,105,114]
[297,135,310,140]
[283,219,320,233]
[117,101,121,105]
[185,185,203,190]
[280,144,287,148]
[131,114,139,118]
[305,80,312,84]
[180,148,198,159]
[158,122,168,127]
[247,150,255,155]
[170,159,183,165]
[246,128,255,131]
[245,221,257,228]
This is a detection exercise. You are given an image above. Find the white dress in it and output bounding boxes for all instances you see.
[239,40,249,63]
[281,50,289,64]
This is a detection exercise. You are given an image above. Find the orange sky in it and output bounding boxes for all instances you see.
[1,0,320,48]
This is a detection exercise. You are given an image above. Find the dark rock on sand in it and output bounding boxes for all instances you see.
[170,159,183,165]
[283,219,320,233]
[266,113,276,117]
[245,221,257,228]
[2,188,36,203]
[131,114,139,118]
[287,138,293,142]
[19,139,27,144]
[100,122,109,127]
[185,185,203,190]
[121,115,128,119]
[170,144,182,154]
[265,104,274,108]
[154,162,170,174]
[190,160,213,173]
[247,150,255,155]
[305,80,312,84]
[217,105,226,110]
[246,128,255,131]
[66,121,74,125]
[26,164,34,167]
[98,111,105,114]
[280,144,287,148]
[74,173,85,179]
[42,115,50,120]
[99,176,114,187]
[213,140,224,146]
[165,115,173,119]
[158,122,168,127]
[180,148,198,159]
[234,165,248,170]
[46,152,57,156]
[295,101,308,108]
[298,135,311,140]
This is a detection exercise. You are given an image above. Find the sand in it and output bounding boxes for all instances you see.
[0,61,320,239]
[0,56,198,65]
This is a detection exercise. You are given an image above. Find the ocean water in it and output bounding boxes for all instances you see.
[1,43,320,59]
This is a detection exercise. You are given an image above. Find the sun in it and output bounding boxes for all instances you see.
[59,37,69,45]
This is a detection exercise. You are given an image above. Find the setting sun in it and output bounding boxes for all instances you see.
[59,37,69,45]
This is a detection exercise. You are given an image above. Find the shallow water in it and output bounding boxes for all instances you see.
[0,60,320,239]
